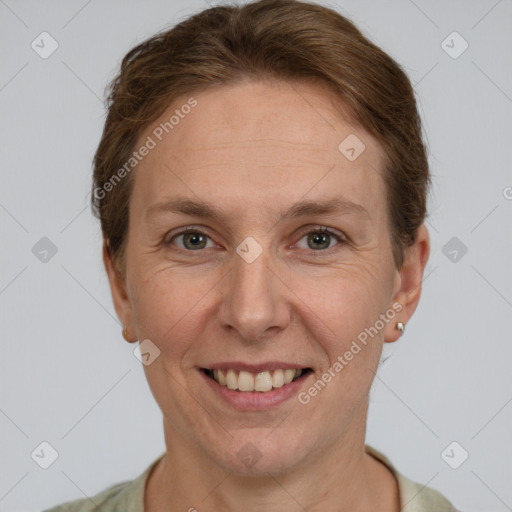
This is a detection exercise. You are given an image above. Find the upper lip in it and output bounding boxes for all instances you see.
[201,362,310,372]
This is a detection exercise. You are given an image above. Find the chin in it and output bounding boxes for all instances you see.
[205,428,316,476]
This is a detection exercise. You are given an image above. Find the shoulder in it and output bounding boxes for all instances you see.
[42,480,135,512]
[42,455,164,512]
[365,445,461,512]
[396,472,460,512]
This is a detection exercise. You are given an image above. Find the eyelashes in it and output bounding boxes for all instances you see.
[294,227,345,252]
[164,225,347,255]
[166,228,215,251]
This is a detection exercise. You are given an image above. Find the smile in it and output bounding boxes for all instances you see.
[202,368,312,393]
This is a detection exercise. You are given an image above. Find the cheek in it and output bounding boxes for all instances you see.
[129,266,214,357]
[293,270,387,430]
[293,260,388,341]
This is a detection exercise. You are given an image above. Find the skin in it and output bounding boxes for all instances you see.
[103,78,430,511]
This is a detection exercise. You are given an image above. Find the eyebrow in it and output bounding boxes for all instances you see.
[145,196,370,224]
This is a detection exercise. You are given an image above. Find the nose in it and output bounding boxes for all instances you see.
[217,244,291,343]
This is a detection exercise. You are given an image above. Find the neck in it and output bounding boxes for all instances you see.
[145,409,399,512]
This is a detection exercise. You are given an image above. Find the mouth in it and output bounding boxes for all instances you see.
[201,367,313,393]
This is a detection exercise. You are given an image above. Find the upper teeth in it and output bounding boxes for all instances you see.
[212,369,303,392]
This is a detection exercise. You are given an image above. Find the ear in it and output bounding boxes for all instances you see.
[384,224,430,343]
[102,240,136,342]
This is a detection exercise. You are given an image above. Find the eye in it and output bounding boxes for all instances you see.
[165,228,216,251]
[164,226,346,253]
[295,227,345,252]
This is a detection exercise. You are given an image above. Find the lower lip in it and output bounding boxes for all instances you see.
[199,369,311,411]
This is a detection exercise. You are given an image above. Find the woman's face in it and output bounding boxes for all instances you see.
[106,79,427,475]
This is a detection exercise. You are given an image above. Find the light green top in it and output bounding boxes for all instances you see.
[43,445,460,511]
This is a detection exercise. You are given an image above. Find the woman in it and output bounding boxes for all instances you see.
[45,0,460,510]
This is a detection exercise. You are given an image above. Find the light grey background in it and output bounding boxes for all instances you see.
[1,1,511,511]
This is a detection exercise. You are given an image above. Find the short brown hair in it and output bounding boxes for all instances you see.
[92,0,430,275]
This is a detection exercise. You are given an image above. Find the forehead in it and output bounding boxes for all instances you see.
[132,79,387,221]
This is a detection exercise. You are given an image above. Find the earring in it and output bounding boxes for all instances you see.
[396,322,405,335]
[122,326,135,343]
